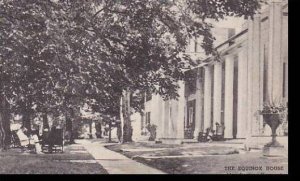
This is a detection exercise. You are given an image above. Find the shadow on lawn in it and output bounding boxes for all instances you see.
[0,145,108,174]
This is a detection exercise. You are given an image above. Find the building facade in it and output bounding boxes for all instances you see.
[134,0,288,147]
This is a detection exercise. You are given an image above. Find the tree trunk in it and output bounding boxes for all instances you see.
[89,121,93,139]
[95,121,102,138]
[0,97,11,151]
[117,122,122,142]
[0,112,6,150]
[22,109,31,133]
[108,122,112,142]
[66,115,74,144]
[42,113,49,130]
[121,89,132,143]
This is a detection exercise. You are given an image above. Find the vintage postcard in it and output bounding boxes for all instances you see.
[0,0,288,174]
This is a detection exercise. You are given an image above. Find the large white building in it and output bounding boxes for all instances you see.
[131,0,288,148]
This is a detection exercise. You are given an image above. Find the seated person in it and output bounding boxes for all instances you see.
[16,127,44,154]
[30,129,44,154]
[206,128,214,142]
[214,122,225,141]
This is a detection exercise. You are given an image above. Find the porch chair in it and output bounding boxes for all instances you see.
[41,128,64,153]
[12,129,36,152]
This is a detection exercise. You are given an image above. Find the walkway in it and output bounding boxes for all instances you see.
[76,139,165,174]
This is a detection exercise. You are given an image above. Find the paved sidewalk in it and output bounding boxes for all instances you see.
[76,139,165,174]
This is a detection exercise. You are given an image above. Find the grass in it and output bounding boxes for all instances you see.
[132,152,288,174]
[0,144,108,174]
[106,143,288,174]
[106,142,239,157]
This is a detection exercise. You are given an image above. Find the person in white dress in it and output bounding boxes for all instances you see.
[30,130,43,154]
[16,127,44,154]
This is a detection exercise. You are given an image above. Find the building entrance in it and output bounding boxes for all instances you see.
[184,100,196,139]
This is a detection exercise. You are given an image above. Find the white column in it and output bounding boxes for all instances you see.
[176,80,185,139]
[252,14,262,136]
[267,0,283,103]
[237,48,248,138]
[161,99,165,138]
[168,101,173,137]
[164,100,170,138]
[203,66,212,130]
[224,56,234,138]
[157,96,164,139]
[246,19,253,139]
[150,94,159,126]
[213,62,222,131]
[194,68,203,138]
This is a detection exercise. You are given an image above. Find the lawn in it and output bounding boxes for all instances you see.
[0,144,108,174]
[132,152,288,174]
[106,143,288,174]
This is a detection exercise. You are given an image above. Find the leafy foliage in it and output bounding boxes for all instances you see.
[0,0,261,142]
[260,102,287,114]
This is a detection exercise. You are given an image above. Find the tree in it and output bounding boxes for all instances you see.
[0,0,68,132]
[70,0,261,142]
[0,0,261,148]
[0,0,86,142]
[0,96,11,151]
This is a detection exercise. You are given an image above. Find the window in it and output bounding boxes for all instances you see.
[185,69,197,94]
[186,100,196,128]
[188,107,194,127]
[185,100,195,139]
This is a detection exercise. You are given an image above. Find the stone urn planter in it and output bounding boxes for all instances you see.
[262,113,284,147]
[260,102,287,156]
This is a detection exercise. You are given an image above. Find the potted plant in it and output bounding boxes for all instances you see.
[146,124,157,141]
[259,101,287,147]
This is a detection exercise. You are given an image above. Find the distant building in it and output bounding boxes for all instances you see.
[133,0,288,148]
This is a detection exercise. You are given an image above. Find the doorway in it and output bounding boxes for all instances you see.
[184,100,196,139]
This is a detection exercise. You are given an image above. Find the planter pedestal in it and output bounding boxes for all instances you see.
[262,113,285,157]
[263,145,285,157]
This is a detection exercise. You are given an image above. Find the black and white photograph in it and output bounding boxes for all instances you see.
[0,0,288,174]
